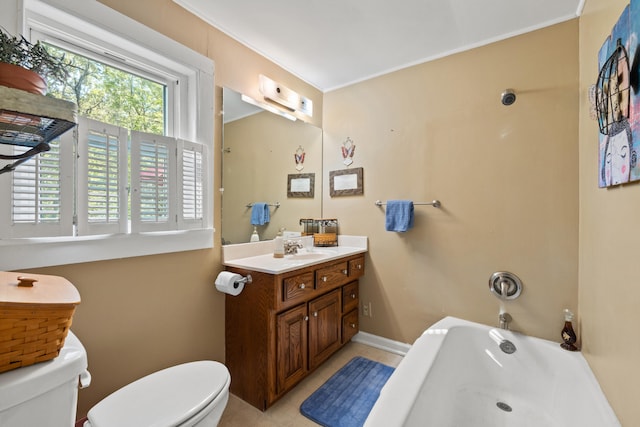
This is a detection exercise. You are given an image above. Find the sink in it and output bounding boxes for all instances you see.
[222,237,367,274]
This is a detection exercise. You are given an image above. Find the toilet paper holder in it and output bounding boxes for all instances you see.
[234,274,252,289]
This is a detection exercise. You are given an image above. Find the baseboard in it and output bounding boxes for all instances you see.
[351,331,411,356]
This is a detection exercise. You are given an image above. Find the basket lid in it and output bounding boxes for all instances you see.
[0,271,80,306]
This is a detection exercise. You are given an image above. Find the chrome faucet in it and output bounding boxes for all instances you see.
[284,240,304,255]
[499,312,512,330]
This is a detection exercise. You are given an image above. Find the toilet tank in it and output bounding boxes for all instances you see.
[0,331,90,427]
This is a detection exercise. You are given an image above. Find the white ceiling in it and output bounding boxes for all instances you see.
[174,0,583,92]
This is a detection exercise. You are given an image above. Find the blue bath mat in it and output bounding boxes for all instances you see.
[300,356,394,427]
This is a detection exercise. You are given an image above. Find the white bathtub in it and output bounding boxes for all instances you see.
[365,316,620,427]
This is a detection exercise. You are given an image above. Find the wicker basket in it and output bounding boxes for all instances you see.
[0,272,80,374]
[313,233,338,247]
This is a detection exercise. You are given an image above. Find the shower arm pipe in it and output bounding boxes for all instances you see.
[375,200,441,208]
[246,202,281,208]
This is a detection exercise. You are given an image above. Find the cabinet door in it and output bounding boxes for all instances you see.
[276,304,308,394]
[342,309,359,343]
[308,289,342,370]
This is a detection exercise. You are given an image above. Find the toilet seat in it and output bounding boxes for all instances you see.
[86,361,230,427]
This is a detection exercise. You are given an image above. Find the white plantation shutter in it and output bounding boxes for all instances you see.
[5,132,74,238]
[130,131,177,232]
[77,117,128,235]
[178,139,206,229]
[1,124,209,241]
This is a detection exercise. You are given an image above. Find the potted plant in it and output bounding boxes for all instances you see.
[0,27,66,95]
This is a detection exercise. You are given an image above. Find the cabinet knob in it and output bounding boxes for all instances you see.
[342,269,348,275]
[357,264,362,270]
[350,293,356,299]
[313,311,318,317]
[350,323,356,328]
[299,283,306,289]
[304,316,309,321]
[322,276,327,282]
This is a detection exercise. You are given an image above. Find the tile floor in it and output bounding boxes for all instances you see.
[218,342,404,427]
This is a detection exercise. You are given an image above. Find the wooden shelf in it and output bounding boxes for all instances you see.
[0,86,77,147]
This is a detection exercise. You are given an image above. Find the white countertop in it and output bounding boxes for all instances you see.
[222,235,367,274]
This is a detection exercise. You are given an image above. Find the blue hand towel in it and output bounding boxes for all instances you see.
[385,200,414,232]
[250,203,270,225]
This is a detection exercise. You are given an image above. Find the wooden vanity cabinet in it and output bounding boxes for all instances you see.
[225,253,364,411]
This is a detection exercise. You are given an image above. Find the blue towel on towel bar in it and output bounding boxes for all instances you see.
[250,203,270,225]
[385,200,414,232]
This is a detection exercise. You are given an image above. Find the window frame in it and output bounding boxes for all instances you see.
[0,0,214,271]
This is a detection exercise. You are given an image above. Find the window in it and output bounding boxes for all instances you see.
[0,0,214,270]
[44,43,168,135]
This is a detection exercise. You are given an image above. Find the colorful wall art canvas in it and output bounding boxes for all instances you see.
[597,3,640,187]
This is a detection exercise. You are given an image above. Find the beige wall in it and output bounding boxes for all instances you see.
[13,0,322,418]
[323,20,579,343]
[579,1,640,425]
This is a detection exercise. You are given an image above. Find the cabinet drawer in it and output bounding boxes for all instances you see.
[342,309,359,343]
[342,281,359,314]
[349,256,365,279]
[283,272,315,304]
[315,261,349,290]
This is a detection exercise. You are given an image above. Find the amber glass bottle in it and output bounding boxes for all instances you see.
[561,309,578,351]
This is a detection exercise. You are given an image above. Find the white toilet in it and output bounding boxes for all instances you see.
[0,330,91,427]
[84,360,230,427]
[0,331,230,427]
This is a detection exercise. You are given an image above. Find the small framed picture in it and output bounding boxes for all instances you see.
[287,173,315,198]
[329,167,363,197]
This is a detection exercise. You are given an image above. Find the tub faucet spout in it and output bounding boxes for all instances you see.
[499,312,512,330]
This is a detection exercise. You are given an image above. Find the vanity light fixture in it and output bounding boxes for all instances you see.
[259,74,313,117]
[241,94,297,121]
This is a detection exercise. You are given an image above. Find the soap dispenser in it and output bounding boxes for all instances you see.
[560,309,578,351]
[250,226,260,242]
[273,228,284,258]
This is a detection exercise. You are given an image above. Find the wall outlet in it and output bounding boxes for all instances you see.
[362,302,372,317]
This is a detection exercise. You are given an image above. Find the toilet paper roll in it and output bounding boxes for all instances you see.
[215,271,245,296]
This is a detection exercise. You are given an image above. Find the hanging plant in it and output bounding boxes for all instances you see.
[0,27,67,95]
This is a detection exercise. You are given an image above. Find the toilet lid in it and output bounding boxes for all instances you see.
[87,361,230,427]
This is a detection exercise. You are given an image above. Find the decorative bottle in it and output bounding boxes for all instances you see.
[560,309,578,351]
[250,226,259,242]
[273,228,284,258]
